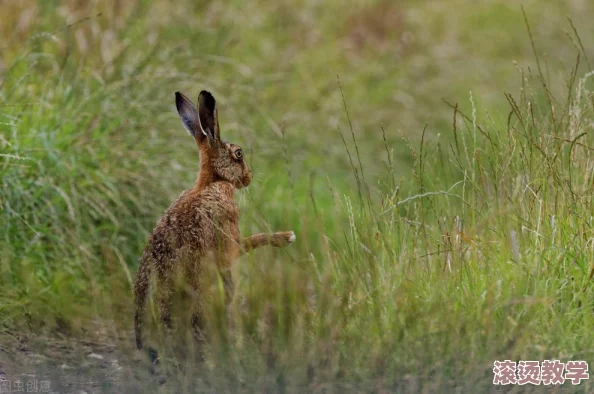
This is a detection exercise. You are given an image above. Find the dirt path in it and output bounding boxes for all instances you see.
[0,327,156,394]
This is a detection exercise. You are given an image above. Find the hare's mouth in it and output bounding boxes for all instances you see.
[233,178,249,189]
[241,173,252,188]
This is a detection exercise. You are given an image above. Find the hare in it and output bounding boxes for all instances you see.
[133,90,295,351]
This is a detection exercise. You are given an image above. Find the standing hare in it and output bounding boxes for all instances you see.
[134,90,295,351]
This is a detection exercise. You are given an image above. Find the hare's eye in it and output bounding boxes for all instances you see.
[234,149,243,160]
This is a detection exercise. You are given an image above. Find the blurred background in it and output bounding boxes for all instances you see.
[2,0,594,392]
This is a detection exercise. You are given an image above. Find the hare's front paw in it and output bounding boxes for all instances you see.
[275,231,296,247]
[287,231,296,243]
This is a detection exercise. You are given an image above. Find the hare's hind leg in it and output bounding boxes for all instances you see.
[187,264,208,361]
[190,299,209,363]
[220,269,234,305]
[141,274,174,366]
[157,276,174,331]
[191,308,206,344]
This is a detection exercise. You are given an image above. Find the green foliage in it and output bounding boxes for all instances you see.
[2,0,594,392]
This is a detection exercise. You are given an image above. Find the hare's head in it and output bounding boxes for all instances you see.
[175,90,252,189]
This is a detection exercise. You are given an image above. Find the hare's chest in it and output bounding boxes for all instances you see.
[192,204,240,269]
[193,198,239,243]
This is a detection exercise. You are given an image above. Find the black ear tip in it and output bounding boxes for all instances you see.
[199,90,216,106]
[175,91,182,102]
[175,91,188,110]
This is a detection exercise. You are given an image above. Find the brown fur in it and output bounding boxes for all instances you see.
[133,90,295,350]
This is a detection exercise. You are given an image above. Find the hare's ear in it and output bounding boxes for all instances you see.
[197,90,220,141]
[175,92,208,140]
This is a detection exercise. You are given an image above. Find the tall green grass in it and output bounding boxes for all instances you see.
[2,0,594,392]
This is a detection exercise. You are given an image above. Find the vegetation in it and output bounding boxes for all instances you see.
[2,0,594,392]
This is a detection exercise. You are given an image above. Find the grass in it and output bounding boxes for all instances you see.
[2,0,594,392]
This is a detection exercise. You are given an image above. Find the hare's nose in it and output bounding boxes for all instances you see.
[242,171,252,187]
